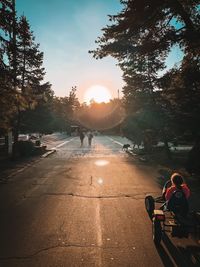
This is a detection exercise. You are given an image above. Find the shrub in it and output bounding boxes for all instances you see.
[17,140,35,157]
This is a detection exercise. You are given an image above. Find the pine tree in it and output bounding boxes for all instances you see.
[17,16,46,107]
[0,0,52,158]
[0,0,17,133]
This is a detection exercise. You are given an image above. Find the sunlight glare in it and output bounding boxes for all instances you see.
[97,178,103,185]
[84,85,112,104]
[95,159,109,166]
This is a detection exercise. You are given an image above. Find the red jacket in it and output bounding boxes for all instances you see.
[165,184,190,201]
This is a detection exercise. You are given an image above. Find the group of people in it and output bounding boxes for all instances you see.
[79,130,94,147]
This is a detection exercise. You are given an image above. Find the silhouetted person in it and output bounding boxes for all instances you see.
[87,131,93,146]
[79,131,85,147]
[162,173,190,201]
[161,172,190,215]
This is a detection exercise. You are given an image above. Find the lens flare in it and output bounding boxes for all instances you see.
[95,159,109,166]
[83,85,111,104]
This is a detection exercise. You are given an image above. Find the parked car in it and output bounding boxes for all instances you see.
[28,134,41,146]
[18,134,29,141]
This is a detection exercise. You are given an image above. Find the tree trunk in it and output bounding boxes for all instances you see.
[163,136,171,160]
[10,0,19,160]
[12,108,21,159]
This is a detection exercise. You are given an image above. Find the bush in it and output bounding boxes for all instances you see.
[35,140,41,146]
[17,140,35,157]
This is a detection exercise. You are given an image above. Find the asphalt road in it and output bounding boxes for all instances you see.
[0,135,199,267]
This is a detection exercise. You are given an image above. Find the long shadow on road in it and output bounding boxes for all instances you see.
[156,233,200,267]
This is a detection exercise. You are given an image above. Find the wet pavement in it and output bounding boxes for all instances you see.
[0,135,200,267]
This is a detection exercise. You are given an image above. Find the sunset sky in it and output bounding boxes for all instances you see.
[16,0,183,103]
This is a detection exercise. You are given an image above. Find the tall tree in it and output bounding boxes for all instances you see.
[160,52,200,137]
[18,16,45,95]
[90,0,200,154]
[0,0,53,158]
[67,86,80,119]
[20,82,55,134]
[0,0,17,133]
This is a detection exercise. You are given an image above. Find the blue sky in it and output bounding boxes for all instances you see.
[16,0,183,102]
[16,0,124,101]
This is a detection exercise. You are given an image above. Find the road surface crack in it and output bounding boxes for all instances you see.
[45,192,145,199]
[0,243,136,261]
[59,220,65,232]
[90,176,93,186]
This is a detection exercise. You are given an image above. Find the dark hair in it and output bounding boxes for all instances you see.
[171,173,184,189]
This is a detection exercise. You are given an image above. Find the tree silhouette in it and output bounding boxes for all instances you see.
[90,0,200,156]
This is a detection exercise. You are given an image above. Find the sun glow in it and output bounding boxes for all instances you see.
[83,85,112,104]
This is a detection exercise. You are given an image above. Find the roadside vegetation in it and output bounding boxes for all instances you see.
[90,0,200,174]
[0,1,79,157]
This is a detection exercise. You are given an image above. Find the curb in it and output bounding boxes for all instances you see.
[126,149,137,156]
[126,149,147,162]
[108,136,147,162]
[41,149,56,158]
[41,137,74,158]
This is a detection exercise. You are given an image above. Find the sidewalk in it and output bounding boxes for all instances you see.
[0,156,41,183]
[0,133,70,183]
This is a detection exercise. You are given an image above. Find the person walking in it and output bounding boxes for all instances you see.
[87,131,93,146]
[79,130,85,147]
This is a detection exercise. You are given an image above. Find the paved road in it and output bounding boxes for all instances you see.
[0,135,199,267]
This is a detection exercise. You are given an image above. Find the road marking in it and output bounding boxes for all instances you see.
[52,137,75,149]
[42,138,75,158]
[4,159,41,180]
[4,138,75,179]
[56,138,75,148]
[107,137,123,146]
[41,149,56,158]
[96,200,102,267]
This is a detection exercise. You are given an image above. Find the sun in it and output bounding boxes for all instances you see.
[83,85,112,104]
